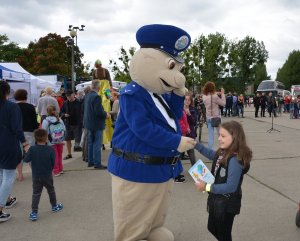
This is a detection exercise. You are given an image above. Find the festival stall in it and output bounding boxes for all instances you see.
[0,63,55,105]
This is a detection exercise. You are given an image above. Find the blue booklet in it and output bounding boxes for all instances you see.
[188,159,215,184]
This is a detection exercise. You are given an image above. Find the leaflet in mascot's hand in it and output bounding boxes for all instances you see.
[188,159,215,184]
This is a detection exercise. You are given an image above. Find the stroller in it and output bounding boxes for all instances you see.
[296,202,300,227]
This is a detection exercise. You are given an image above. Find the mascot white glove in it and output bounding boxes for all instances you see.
[177,136,196,153]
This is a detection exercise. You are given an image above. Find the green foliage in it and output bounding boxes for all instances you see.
[180,34,269,94]
[276,50,300,89]
[254,63,270,90]
[17,33,84,78]
[0,34,23,62]
[231,36,268,85]
[109,46,136,83]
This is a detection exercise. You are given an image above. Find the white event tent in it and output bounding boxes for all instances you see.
[0,63,55,105]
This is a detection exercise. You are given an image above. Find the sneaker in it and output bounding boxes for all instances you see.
[53,173,61,177]
[5,197,17,209]
[0,212,11,222]
[177,174,185,179]
[174,177,186,183]
[63,154,72,160]
[73,146,82,152]
[59,171,64,174]
[29,211,38,221]
[52,203,63,213]
[94,165,107,170]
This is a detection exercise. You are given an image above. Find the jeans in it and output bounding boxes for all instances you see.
[32,176,57,212]
[207,119,219,150]
[0,169,16,208]
[238,105,244,117]
[24,132,35,146]
[88,130,103,167]
[208,211,235,241]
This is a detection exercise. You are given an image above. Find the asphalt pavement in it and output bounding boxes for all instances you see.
[1,107,300,241]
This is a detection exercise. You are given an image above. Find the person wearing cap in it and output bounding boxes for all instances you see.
[108,24,196,241]
[37,87,60,123]
[93,59,112,87]
[60,90,82,159]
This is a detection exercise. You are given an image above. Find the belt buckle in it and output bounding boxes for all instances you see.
[171,156,179,165]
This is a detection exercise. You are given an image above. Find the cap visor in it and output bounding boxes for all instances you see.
[156,49,184,63]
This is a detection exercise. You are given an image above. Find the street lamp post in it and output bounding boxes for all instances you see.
[198,44,201,94]
[68,25,85,91]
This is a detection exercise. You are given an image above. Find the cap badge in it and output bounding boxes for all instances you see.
[175,35,189,50]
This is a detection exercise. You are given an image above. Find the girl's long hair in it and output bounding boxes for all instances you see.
[216,121,252,172]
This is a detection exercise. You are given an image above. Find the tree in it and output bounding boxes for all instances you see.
[109,34,269,94]
[0,34,23,62]
[276,50,300,89]
[109,46,136,82]
[228,36,268,91]
[17,33,84,78]
[253,63,270,90]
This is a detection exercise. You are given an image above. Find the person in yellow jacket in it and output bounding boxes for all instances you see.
[93,60,114,147]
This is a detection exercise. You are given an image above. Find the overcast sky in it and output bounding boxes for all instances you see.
[0,0,299,79]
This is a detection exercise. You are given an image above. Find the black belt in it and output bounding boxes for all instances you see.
[112,147,180,165]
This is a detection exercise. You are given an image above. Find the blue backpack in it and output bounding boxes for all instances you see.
[48,120,65,144]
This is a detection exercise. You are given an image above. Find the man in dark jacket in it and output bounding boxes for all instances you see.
[61,90,82,159]
[83,80,110,169]
[253,92,261,118]
[260,92,267,117]
[224,92,233,117]
[267,92,277,117]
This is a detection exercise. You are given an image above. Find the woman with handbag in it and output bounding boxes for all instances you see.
[194,120,252,241]
[202,82,225,149]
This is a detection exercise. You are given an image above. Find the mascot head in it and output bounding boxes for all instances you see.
[129,24,191,95]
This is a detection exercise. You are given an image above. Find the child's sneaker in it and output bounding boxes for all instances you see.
[29,211,38,221]
[0,212,11,222]
[52,203,63,213]
[5,197,17,209]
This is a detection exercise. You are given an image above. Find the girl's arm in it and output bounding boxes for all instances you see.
[210,156,243,194]
[194,142,216,160]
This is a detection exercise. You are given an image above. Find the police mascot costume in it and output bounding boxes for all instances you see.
[108,24,195,241]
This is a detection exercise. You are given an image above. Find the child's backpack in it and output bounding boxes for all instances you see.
[48,120,65,144]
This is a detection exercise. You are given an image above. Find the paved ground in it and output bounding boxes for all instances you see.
[1,107,300,241]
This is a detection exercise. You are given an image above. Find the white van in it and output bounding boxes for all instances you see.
[291,85,300,99]
[256,80,285,95]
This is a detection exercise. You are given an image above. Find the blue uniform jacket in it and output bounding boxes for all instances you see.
[108,81,184,183]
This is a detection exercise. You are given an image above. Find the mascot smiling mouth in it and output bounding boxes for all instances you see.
[160,78,174,88]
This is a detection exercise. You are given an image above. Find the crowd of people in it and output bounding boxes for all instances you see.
[1,70,296,239]
[0,60,120,222]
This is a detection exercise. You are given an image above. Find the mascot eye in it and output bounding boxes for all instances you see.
[180,66,185,73]
[168,60,176,70]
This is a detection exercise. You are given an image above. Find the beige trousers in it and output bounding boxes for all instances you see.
[111,174,174,241]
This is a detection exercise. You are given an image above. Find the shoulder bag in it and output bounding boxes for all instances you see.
[210,95,221,127]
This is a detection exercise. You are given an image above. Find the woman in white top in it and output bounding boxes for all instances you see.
[202,82,225,149]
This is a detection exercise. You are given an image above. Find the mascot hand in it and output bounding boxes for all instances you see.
[177,136,196,153]
[173,87,188,97]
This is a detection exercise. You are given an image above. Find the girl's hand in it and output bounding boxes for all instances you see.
[195,180,206,192]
